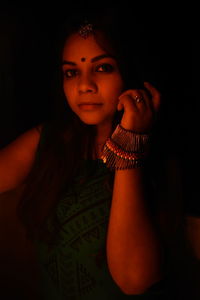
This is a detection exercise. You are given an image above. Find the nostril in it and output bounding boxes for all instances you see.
[78,81,97,94]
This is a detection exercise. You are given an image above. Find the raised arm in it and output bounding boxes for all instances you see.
[0,124,43,194]
[105,82,162,294]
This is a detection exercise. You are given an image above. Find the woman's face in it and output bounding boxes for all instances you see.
[62,32,124,127]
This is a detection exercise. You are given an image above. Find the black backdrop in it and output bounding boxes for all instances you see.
[0,3,198,214]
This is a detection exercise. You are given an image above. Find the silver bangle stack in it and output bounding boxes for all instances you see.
[100,124,150,170]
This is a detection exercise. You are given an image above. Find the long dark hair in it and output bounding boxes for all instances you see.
[16,12,146,242]
[17,11,177,244]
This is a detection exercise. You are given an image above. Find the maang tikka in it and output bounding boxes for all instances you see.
[79,20,94,39]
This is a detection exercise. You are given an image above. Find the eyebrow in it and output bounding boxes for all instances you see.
[62,54,114,66]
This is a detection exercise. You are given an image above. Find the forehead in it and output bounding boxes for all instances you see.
[62,33,106,60]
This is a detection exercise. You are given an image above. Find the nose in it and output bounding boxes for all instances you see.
[78,74,97,94]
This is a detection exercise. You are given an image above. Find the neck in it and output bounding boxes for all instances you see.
[95,122,113,144]
[93,122,113,159]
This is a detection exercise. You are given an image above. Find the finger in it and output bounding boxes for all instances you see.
[132,90,148,109]
[120,89,147,108]
[144,82,161,111]
[118,93,139,112]
[139,89,153,109]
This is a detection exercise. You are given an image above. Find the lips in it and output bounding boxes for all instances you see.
[78,102,103,111]
[78,102,102,105]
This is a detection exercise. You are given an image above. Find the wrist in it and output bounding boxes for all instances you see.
[101,124,151,171]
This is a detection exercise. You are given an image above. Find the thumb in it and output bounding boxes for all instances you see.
[117,102,123,111]
[117,96,124,111]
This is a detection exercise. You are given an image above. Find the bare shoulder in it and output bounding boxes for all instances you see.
[2,123,44,153]
[0,123,44,194]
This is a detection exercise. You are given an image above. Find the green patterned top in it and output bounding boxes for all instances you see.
[34,125,167,300]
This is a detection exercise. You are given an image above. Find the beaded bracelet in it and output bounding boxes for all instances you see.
[100,124,150,170]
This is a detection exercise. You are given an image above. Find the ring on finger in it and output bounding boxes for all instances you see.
[134,95,143,103]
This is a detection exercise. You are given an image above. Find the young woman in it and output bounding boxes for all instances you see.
[0,13,173,299]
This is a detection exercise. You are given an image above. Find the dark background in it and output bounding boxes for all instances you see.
[0,3,199,300]
[0,3,198,213]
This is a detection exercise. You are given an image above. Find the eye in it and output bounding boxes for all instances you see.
[63,69,78,79]
[96,63,114,73]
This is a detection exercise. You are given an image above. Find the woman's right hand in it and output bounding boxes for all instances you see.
[117,82,161,133]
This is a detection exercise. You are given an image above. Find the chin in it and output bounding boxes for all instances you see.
[78,116,106,125]
[79,119,100,125]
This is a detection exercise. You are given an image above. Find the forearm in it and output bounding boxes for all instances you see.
[106,167,163,294]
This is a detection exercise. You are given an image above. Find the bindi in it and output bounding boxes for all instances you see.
[81,57,86,62]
